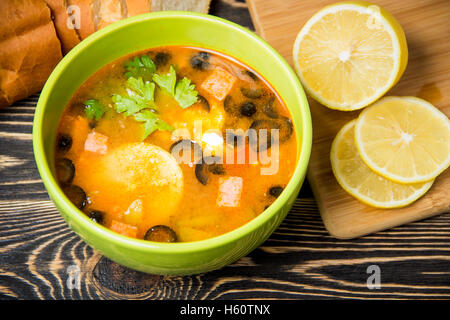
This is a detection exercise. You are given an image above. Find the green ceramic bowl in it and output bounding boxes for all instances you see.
[33,11,312,275]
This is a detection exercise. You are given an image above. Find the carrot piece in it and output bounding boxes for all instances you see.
[66,115,90,157]
[200,67,237,101]
[110,220,138,238]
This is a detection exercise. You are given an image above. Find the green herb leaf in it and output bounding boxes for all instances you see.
[174,77,198,108]
[112,77,155,116]
[152,65,176,95]
[153,65,198,109]
[112,94,145,116]
[124,55,156,80]
[134,110,174,140]
[84,99,106,121]
[127,77,155,103]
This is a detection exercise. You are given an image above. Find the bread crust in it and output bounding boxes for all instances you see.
[0,0,62,107]
[97,0,127,30]
[44,0,81,54]
[126,0,151,17]
[67,0,96,40]
[151,0,211,13]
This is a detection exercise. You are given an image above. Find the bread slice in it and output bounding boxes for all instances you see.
[0,0,62,107]
[151,0,210,13]
[126,0,151,17]
[66,0,97,40]
[65,0,210,40]
[96,0,127,30]
[44,0,81,54]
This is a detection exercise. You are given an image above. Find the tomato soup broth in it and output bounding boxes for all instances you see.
[55,46,298,242]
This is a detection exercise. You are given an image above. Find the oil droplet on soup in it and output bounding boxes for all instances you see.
[55,46,298,242]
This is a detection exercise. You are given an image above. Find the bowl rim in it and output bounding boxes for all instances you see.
[33,11,312,254]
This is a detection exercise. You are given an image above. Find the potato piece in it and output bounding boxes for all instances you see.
[201,67,237,101]
[123,199,143,225]
[67,116,91,158]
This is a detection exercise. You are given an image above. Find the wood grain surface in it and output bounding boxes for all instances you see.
[0,0,449,300]
[247,0,450,239]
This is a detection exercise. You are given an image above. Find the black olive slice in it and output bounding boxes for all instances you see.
[144,225,177,243]
[249,119,277,152]
[170,139,202,163]
[88,210,105,225]
[154,52,171,67]
[57,134,72,153]
[195,156,225,185]
[240,102,257,117]
[190,54,210,70]
[196,95,210,112]
[223,95,234,113]
[223,95,240,115]
[277,116,294,143]
[207,163,226,175]
[249,118,294,152]
[263,96,278,119]
[240,87,264,99]
[243,70,258,81]
[56,158,75,185]
[269,186,284,198]
[198,51,211,60]
[63,185,87,210]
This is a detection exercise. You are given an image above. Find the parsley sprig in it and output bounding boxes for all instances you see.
[82,55,199,140]
[124,55,156,80]
[152,65,198,109]
[84,99,106,121]
[113,76,173,140]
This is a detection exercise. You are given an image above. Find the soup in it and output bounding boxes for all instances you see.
[54,46,298,242]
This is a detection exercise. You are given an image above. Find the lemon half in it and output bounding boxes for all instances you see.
[293,1,408,111]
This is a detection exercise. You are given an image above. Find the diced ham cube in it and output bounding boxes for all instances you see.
[110,220,138,238]
[217,176,243,207]
[84,131,108,154]
[201,67,237,101]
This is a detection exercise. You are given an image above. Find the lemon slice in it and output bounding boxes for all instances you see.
[293,1,408,111]
[355,96,450,183]
[331,120,433,208]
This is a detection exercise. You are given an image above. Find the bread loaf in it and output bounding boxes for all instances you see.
[0,0,212,107]
[0,0,62,107]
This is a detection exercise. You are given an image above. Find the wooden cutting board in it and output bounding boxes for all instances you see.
[247,0,450,239]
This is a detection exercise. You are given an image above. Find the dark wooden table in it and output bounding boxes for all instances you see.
[1,0,449,300]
